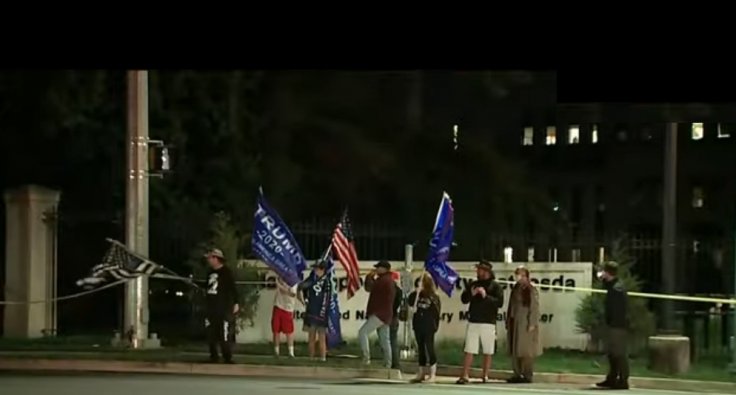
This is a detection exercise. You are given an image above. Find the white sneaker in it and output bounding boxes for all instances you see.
[426,364,437,383]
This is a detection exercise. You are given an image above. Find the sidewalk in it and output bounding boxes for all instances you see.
[0,352,734,393]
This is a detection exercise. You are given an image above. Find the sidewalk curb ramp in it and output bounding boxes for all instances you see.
[1,357,735,393]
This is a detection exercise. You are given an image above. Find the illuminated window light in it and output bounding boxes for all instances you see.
[592,125,599,144]
[718,123,730,138]
[691,123,704,140]
[523,127,534,146]
[568,125,580,144]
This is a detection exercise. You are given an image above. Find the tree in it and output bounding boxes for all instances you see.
[575,238,656,353]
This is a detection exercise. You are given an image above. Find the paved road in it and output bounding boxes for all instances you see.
[0,374,730,395]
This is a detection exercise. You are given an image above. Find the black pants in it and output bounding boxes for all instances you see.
[606,328,630,383]
[207,315,236,362]
[414,329,437,366]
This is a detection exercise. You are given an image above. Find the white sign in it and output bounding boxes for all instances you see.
[237,261,593,350]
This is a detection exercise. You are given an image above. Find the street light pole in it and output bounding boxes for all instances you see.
[661,122,678,332]
[124,70,151,348]
[731,224,736,372]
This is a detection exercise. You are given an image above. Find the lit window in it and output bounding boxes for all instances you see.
[504,246,513,263]
[546,126,557,145]
[718,123,730,138]
[591,125,599,144]
[692,123,704,140]
[523,127,534,146]
[692,187,704,208]
[568,125,580,144]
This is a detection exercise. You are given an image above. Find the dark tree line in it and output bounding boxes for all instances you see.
[1,70,559,269]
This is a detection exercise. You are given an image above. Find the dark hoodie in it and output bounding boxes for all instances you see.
[460,277,504,324]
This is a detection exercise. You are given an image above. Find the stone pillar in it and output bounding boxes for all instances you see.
[3,185,60,338]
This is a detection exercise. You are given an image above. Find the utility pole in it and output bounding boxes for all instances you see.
[661,122,678,332]
[124,70,151,348]
[731,224,736,372]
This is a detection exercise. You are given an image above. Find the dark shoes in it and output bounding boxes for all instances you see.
[596,379,615,388]
[506,376,531,384]
[596,379,629,390]
[611,381,629,390]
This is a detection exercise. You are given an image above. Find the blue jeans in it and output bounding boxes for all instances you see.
[358,314,391,367]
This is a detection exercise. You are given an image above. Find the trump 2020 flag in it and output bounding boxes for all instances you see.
[424,192,459,296]
[252,189,306,287]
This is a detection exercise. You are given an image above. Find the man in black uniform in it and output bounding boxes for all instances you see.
[204,248,239,364]
[596,261,630,390]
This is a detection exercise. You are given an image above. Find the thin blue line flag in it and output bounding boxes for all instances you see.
[252,189,306,287]
[424,192,459,296]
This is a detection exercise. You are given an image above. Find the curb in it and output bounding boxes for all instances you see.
[1,357,734,393]
[405,365,736,393]
[0,358,403,381]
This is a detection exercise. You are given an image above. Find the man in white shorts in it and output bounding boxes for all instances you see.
[456,260,504,384]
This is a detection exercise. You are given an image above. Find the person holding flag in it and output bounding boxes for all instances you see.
[298,260,331,362]
[203,248,239,364]
[407,273,442,383]
[271,274,299,358]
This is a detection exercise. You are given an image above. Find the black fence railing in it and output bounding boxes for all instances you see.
[678,303,734,361]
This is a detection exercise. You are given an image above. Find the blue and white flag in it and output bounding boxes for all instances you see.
[307,253,343,349]
[424,192,459,296]
[324,255,343,349]
[252,190,306,287]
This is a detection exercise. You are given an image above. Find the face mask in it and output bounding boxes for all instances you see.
[514,275,521,283]
[596,271,606,281]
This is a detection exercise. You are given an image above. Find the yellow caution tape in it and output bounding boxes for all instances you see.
[354,268,736,305]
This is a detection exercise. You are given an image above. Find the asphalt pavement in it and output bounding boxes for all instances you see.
[1,374,733,395]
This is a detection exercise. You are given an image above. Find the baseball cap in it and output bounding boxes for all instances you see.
[476,260,493,272]
[204,248,225,261]
[374,260,391,270]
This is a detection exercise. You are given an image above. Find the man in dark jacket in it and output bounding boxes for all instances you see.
[359,260,396,367]
[204,248,239,364]
[596,261,630,390]
[456,260,504,384]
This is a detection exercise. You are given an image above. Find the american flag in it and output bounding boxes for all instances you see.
[76,239,161,289]
[331,210,360,299]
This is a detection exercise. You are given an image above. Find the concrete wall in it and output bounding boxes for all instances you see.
[3,185,60,338]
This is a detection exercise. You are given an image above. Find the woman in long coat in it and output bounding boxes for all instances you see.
[506,265,543,383]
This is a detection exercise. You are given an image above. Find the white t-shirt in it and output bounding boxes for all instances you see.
[274,277,298,312]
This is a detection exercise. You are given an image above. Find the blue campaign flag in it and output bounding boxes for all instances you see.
[424,192,459,296]
[324,255,343,349]
[252,190,306,287]
[307,253,343,349]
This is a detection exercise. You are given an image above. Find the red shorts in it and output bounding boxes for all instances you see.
[271,306,294,334]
